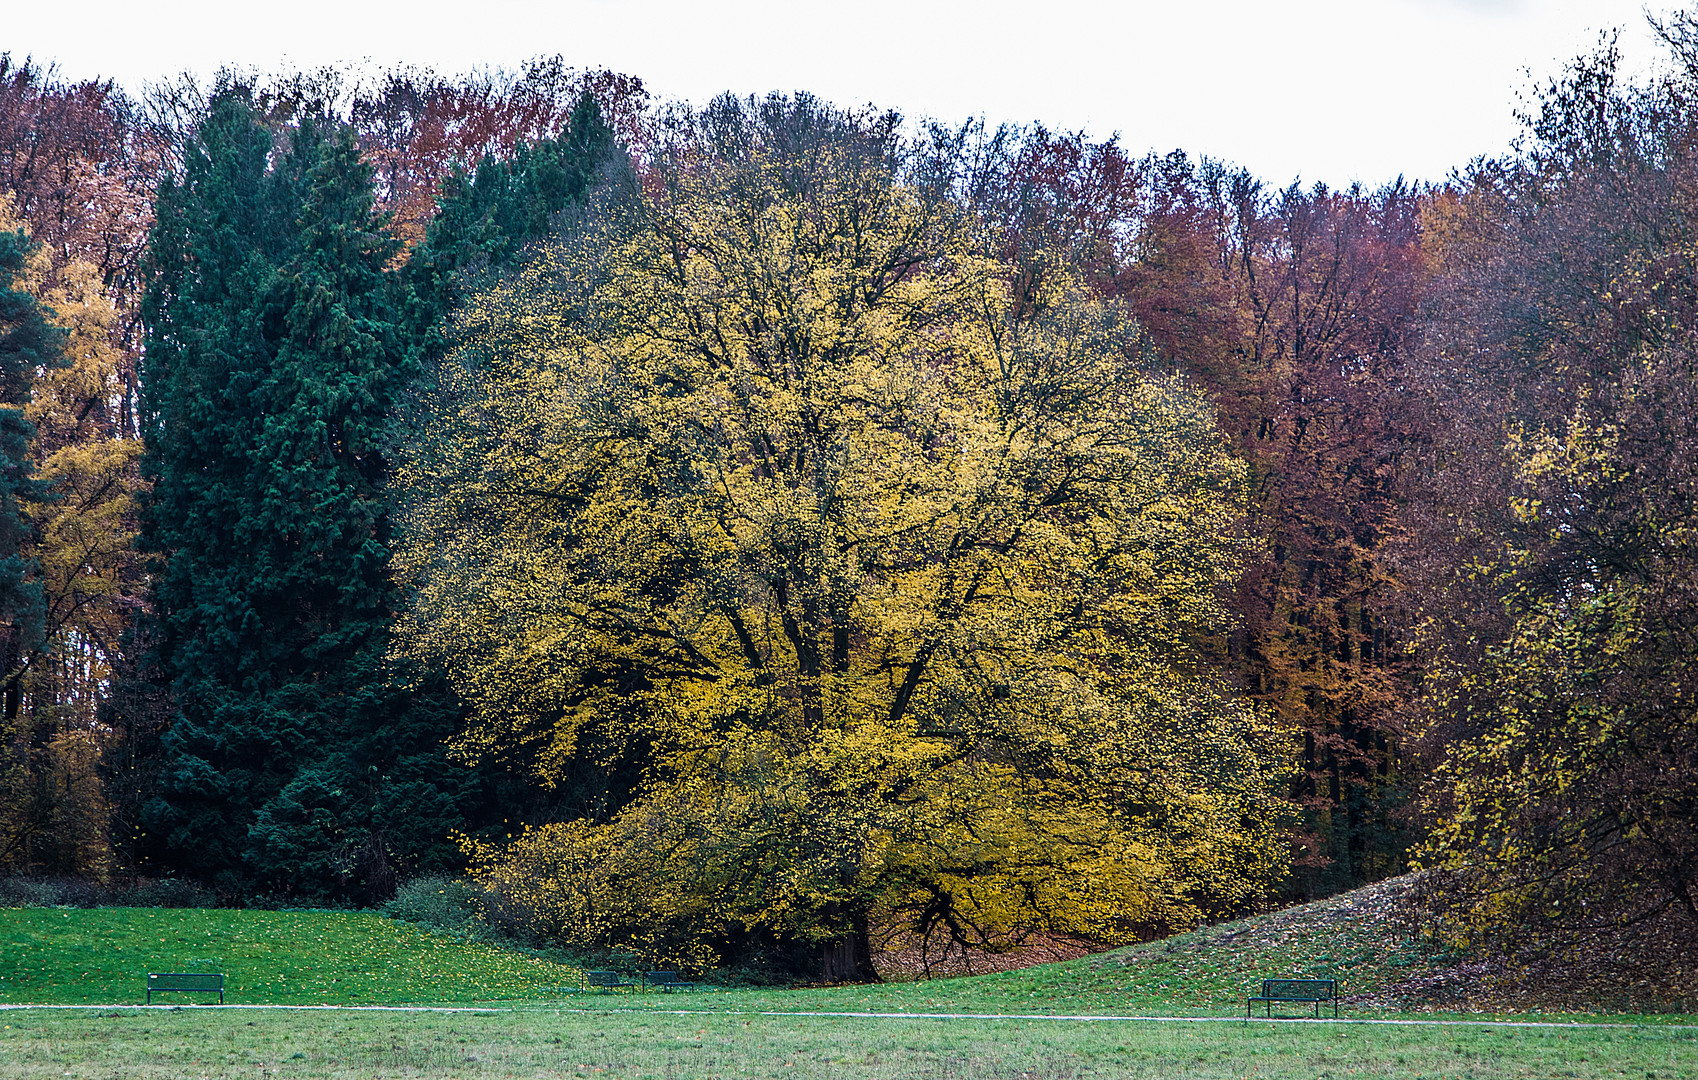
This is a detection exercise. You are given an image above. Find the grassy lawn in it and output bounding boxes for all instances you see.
[3,900,1695,1077]
[1,1007,1694,1079]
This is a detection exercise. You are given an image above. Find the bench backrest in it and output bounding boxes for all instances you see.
[1260,978,1336,1000]
[147,973,224,991]
[585,971,624,987]
[646,971,684,985]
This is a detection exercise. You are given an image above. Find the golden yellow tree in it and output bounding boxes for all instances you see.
[0,195,144,879]
[394,96,1289,979]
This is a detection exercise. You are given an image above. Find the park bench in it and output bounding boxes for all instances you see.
[644,971,699,992]
[146,972,224,1005]
[584,970,639,992]
[1246,978,1338,1019]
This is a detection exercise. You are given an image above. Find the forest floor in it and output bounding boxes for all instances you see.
[1,881,1695,1077]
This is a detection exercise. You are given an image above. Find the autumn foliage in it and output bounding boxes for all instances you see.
[393,97,1289,977]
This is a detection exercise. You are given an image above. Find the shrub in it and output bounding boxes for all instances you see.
[119,878,215,908]
[0,875,216,908]
[382,875,485,935]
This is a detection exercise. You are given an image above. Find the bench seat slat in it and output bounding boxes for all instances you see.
[148,974,223,988]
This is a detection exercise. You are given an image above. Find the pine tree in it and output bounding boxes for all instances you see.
[138,90,472,901]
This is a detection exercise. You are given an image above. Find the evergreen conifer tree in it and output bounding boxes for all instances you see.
[136,86,624,900]
[138,90,472,901]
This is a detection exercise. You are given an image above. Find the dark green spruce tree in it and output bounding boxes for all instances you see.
[136,86,624,900]
[137,89,474,901]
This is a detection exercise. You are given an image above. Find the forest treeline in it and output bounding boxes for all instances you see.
[0,10,1694,982]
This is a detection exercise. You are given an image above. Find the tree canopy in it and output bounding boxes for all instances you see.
[393,95,1290,978]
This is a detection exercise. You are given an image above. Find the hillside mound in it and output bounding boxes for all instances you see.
[1086,874,1695,1015]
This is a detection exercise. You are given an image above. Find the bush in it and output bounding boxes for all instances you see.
[0,876,103,907]
[118,878,215,908]
[0,875,216,908]
[0,877,65,907]
[382,875,485,935]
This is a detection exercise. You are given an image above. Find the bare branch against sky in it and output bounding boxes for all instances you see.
[2,0,1671,185]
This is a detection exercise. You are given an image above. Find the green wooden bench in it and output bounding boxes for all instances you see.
[585,970,639,992]
[1246,978,1338,1018]
[146,972,224,1005]
[644,971,699,992]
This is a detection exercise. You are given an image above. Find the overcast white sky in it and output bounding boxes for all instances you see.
[2,0,1676,187]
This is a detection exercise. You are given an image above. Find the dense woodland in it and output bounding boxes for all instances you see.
[0,12,1694,982]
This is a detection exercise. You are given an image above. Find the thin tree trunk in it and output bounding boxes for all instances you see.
[3,628,21,725]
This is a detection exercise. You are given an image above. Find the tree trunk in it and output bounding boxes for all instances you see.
[820,906,877,983]
[2,627,20,726]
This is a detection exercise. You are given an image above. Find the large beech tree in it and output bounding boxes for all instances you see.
[393,95,1289,980]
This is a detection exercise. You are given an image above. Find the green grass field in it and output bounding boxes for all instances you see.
[1,893,1695,1078]
[2,1007,1694,1079]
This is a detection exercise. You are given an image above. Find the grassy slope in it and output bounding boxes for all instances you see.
[0,907,583,1005]
[741,875,1692,1021]
[3,892,1697,1079]
[751,876,1439,1019]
